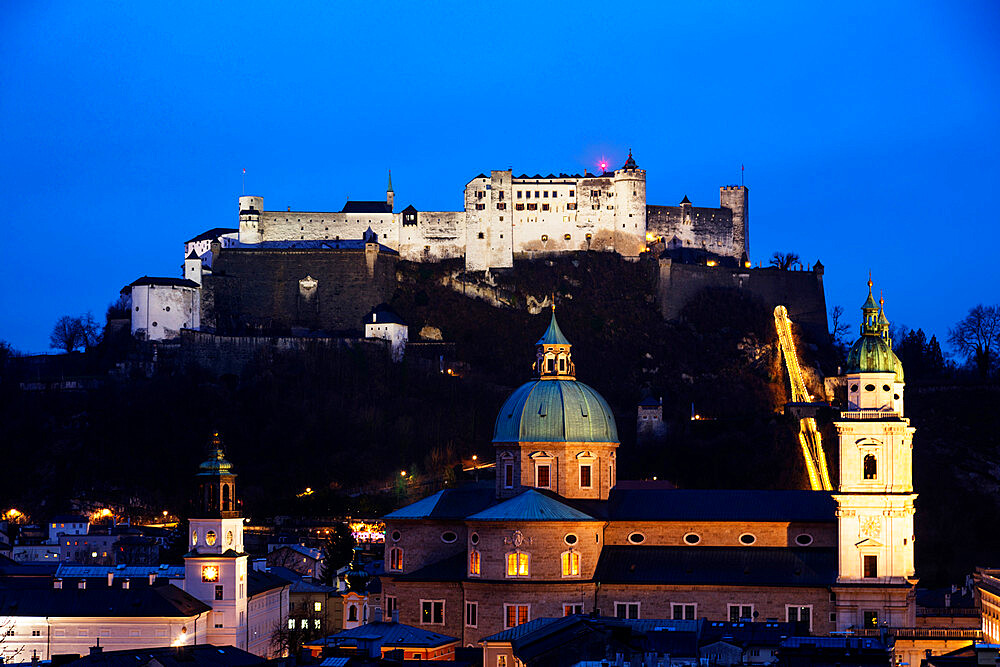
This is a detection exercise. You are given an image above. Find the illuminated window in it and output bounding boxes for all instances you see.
[563,603,584,616]
[469,550,481,576]
[580,465,592,488]
[498,656,507,667]
[542,203,549,211]
[205,531,217,546]
[528,203,538,211]
[421,600,444,625]
[864,454,877,480]
[314,601,322,612]
[506,552,529,577]
[561,550,580,577]
[505,604,529,628]
[864,610,879,628]
[389,547,403,571]
[515,204,524,211]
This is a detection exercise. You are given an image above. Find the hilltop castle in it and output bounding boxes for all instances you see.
[206,152,748,272]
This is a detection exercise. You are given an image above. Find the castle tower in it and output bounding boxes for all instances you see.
[183,433,249,650]
[386,170,394,212]
[492,308,619,500]
[613,150,647,256]
[832,280,916,631]
[184,250,203,286]
[719,185,749,262]
[238,195,264,244]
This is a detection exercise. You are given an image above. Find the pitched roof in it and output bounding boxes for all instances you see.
[248,568,291,597]
[128,276,200,289]
[341,200,392,213]
[0,583,211,617]
[311,620,458,649]
[467,489,595,521]
[480,616,702,643]
[593,546,836,587]
[70,643,263,666]
[536,310,571,346]
[55,564,184,579]
[382,483,497,520]
[185,227,238,244]
[606,488,836,522]
[366,304,406,325]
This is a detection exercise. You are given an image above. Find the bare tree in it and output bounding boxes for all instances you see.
[948,305,1000,380]
[769,252,800,270]
[0,617,26,664]
[829,306,851,344]
[49,312,101,353]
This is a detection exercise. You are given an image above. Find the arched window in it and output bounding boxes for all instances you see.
[389,547,404,571]
[506,552,529,577]
[207,484,216,510]
[561,550,580,577]
[863,454,877,480]
[348,605,358,622]
[222,484,231,512]
[469,550,481,577]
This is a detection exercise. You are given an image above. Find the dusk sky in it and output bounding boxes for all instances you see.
[2,2,997,354]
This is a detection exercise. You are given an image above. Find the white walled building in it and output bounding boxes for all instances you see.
[364,305,408,362]
[127,277,201,341]
[47,514,89,545]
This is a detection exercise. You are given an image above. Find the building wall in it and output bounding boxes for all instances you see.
[384,521,469,577]
[464,520,605,581]
[365,322,408,362]
[131,284,201,341]
[0,613,209,662]
[247,586,288,658]
[603,520,836,549]
[496,443,618,500]
[202,247,397,335]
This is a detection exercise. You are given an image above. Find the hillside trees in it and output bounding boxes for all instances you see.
[948,305,1000,380]
[49,312,101,353]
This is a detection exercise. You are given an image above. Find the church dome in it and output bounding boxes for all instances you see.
[846,334,895,376]
[492,309,618,444]
[493,378,619,444]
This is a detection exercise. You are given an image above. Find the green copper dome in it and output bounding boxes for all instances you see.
[198,433,234,475]
[493,379,619,444]
[846,334,895,375]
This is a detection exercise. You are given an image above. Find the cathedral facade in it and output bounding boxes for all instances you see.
[381,287,916,648]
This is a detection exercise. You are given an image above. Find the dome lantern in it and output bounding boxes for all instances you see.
[533,305,575,379]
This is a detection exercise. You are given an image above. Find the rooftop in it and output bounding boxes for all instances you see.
[310,620,458,649]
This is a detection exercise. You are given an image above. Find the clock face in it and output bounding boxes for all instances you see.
[226,531,234,546]
[201,565,219,582]
[860,516,882,538]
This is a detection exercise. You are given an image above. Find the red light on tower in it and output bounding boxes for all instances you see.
[600,161,607,171]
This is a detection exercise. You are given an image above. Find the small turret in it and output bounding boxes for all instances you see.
[238,196,264,244]
[386,170,394,212]
[196,432,238,519]
[533,306,575,379]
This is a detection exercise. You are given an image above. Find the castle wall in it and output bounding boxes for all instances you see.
[398,211,466,262]
[201,246,397,335]
[658,260,828,339]
[130,284,200,341]
[647,205,739,257]
[257,211,399,248]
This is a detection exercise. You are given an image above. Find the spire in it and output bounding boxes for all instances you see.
[861,273,879,334]
[877,292,892,347]
[387,170,393,193]
[623,149,637,170]
[534,307,575,379]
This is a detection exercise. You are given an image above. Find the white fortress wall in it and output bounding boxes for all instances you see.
[399,211,467,262]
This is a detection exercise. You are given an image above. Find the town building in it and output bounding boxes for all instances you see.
[364,304,408,362]
[378,287,955,665]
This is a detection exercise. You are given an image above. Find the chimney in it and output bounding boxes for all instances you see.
[53,579,63,589]
[90,639,103,655]
[107,572,114,587]
[945,593,951,608]
[122,579,129,589]
[372,607,383,622]
[77,580,86,590]
[149,573,157,585]
[391,609,399,624]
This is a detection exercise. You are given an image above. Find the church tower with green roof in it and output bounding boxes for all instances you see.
[492,308,620,500]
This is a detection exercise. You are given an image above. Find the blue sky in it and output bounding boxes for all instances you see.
[1,1,997,353]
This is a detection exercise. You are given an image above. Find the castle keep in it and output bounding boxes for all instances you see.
[232,152,748,271]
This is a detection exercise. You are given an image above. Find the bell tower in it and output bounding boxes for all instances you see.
[832,280,917,631]
[183,433,249,650]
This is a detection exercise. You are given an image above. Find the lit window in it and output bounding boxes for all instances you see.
[389,547,403,571]
[469,550,481,576]
[505,604,529,628]
[563,603,584,616]
[864,454,877,480]
[506,552,529,577]
[561,550,580,577]
[864,610,879,627]
[314,601,322,612]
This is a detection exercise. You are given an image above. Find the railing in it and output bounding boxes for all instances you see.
[917,607,980,617]
[840,410,900,420]
[851,628,982,639]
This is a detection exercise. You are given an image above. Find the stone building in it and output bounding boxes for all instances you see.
[127,277,201,341]
[379,293,923,651]
[213,152,747,272]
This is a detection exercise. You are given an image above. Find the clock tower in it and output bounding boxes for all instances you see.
[183,433,249,650]
[832,281,917,630]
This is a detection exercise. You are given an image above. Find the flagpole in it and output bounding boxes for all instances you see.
[242,168,245,195]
